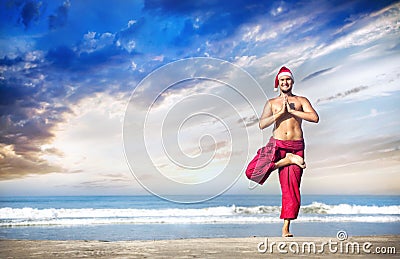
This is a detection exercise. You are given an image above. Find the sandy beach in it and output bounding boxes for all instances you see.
[1,236,399,258]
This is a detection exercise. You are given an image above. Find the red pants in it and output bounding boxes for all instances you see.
[246,137,304,219]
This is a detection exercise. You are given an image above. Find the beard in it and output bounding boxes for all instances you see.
[281,87,292,94]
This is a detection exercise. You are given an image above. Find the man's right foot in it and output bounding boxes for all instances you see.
[286,153,306,168]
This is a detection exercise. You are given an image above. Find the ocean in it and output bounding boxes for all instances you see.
[0,195,399,241]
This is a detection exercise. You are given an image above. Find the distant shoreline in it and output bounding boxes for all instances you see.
[1,236,399,258]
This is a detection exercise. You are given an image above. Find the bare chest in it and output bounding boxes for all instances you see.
[271,98,302,113]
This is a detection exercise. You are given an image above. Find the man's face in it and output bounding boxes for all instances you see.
[279,76,293,93]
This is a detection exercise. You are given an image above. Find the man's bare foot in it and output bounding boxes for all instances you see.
[282,228,293,237]
[286,153,306,169]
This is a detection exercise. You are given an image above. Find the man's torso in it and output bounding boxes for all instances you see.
[270,95,304,141]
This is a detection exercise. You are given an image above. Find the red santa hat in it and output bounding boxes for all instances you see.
[274,66,294,92]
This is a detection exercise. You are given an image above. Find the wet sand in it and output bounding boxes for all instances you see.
[1,236,399,258]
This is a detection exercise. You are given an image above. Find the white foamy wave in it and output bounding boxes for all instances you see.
[1,215,399,227]
[0,206,234,219]
[300,202,400,215]
[234,202,400,215]
[1,203,399,227]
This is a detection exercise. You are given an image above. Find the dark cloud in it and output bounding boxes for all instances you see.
[1,0,70,30]
[46,45,76,68]
[45,44,130,75]
[77,45,130,70]
[0,93,66,181]
[0,54,73,180]
[0,25,139,180]
[0,0,43,29]
[0,81,34,107]
[48,0,70,30]
[302,67,334,82]
[0,56,24,66]
[0,41,134,143]
[316,85,369,104]
[20,0,43,28]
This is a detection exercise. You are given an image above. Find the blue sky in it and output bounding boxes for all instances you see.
[0,0,399,196]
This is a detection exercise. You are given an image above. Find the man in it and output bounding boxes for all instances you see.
[245,66,319,237]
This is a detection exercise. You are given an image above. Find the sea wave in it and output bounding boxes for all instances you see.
[235,202,400,215]
[1,202,399,227]
[1,215,399,227]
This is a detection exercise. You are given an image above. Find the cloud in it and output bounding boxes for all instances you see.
[79,31,116,54]
[238,115,258,127]
[312,2,400,58]
[143,0,274,41]
[144,0,269,17]
[270,1,286,16]
[0,25,139,181]
[0,54,74,180]
[48,0,70,30]
[355,108,386,121]
[0,143,64,180]
[46,45,76,68]
[308,136,400,173]
[199,140,228,153]
[1,0,399,195]
[387,42,400,52]
[0,98,67,180]
[48,45,128,72]
[0,56,24,66]
[20,0,43,29]
[316,86,369,104]
[74,173,132,189]
[301,67,335,82]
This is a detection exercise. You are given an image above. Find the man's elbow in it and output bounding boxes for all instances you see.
[313,114,319,123]
[259,121,266,130]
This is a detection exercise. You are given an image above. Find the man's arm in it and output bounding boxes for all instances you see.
[287,97,319,123]
[259,98,286,129]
